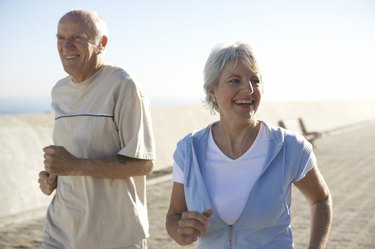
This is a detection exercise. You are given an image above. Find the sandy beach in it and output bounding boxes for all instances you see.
[1,121,375,248]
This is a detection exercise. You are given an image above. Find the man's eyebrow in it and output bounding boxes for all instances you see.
[75,33,89,38]
[55,33,89,39]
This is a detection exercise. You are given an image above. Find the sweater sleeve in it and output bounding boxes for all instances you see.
[284,132,314,182]
[172,133,193,184]
[172,161,185,183]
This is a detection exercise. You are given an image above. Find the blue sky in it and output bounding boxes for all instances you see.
[0,0,374,104]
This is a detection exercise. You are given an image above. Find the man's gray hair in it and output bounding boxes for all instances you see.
[60,9,108,46]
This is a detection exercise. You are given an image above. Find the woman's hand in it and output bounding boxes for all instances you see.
[166,182,214,246]
[176,209,213,245]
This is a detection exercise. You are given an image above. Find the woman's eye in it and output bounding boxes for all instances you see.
[229,79,240,84]
[251,79,260,85]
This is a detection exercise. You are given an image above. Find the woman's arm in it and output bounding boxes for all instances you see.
[294,165,333,249]
[166,182,213,246]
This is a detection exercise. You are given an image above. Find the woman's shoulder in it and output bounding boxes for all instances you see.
[260,120,310,149]
[178,123,214,143]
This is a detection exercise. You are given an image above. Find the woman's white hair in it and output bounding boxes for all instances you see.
[203,42,261,114]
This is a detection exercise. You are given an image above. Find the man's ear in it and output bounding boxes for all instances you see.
[98,35,108,53]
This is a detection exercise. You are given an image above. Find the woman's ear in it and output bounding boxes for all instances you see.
[209,89,216,102]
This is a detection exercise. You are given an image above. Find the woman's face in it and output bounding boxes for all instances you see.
[210,60,262,125]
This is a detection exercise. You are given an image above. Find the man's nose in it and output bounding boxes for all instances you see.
[63,38,75,49]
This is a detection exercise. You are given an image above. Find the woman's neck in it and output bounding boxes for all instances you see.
[212,120,260,159]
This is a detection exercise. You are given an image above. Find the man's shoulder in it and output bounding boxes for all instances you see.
[53,75,71,89]
[102,64,131,78]
[101,64,138,86]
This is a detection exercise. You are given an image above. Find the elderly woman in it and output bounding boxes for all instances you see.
[165,42,332,249]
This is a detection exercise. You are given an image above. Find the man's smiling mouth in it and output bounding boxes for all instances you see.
[65,55,79,60]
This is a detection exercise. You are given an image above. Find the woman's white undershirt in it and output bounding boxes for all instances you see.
[173,123,315,225]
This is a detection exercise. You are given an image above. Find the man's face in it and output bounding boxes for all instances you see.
[57,15,101,83]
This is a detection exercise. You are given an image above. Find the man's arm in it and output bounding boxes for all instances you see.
[43,145,153,178]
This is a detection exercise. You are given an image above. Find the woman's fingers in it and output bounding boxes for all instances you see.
[178,210,213,237]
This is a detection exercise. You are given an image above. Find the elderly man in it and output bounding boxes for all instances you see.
[38,9,155,249]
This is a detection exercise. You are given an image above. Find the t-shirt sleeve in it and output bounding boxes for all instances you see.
[115,74,156,160]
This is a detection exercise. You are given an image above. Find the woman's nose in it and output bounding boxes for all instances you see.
[243,80,254,94]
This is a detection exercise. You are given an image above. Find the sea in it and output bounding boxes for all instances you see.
[0,95,202,115]
[0,96,52,115]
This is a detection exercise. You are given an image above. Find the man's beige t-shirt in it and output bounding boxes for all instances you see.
[44,65,156,249]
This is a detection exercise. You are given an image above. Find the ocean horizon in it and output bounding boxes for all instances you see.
[0,96,52,115]
[0,95,205,115]
[2,95,371,116]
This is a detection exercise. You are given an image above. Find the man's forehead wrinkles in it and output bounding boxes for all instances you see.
[56,31,89,38]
